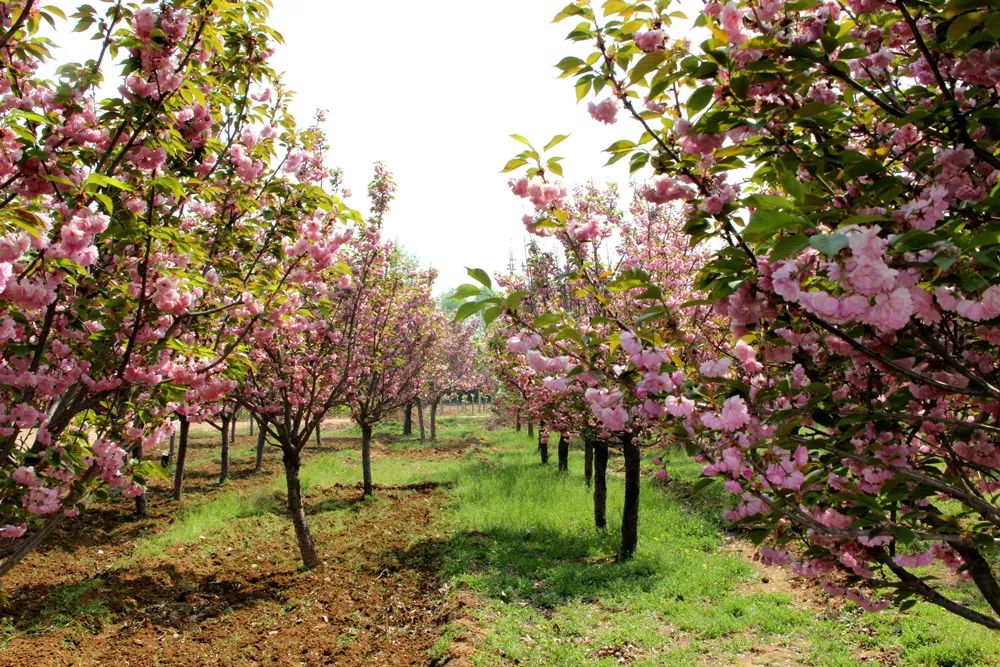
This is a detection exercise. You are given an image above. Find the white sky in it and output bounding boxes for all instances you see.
[44,0,702,294]
[267,0,638,293]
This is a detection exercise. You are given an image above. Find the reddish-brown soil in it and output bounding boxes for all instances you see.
[0,433,477,667]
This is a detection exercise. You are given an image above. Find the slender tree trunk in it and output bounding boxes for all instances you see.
[594,440,608,530]
[538,428,549,464]
[417,399,426,441]
[527,419,534,439]
[584,439,594,487]
[403,402,413,435]
[620,433,641,561]
[254,419,266,472]
[361,423,374,496]
[315,420,321,446]
[430,399,439,441]
[282,448,319,569]
[132,441,146,517]
[230,409,237,442]
[0,511,67,579]
[249,416,254,436]
[168,428,175,462]
[515,410,521,432]
[219,413,231,484]
[558,432,569,472]
[172,417,190,501]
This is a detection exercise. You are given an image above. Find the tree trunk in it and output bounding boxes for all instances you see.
[403,402,413,435]
[249,417,254,436]
[527,419,534,439]
[172,417,190,501]
[594,440,608,530]
[584,439,594,487]
[168,428,175,462]
[417,399,426,441]
[361,423,374,496]
[538,427,548,464]
[430,399,439,441]
[230,409,237,442]
[282,448,319,569]
[254,419,266,472]
[132,441,146,517]
[620,433,641,561]
[515,410,521,432]
[315,420,321,446]
[219,413,231,484]
[558,432,569,472]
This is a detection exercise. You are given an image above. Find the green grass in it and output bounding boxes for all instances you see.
[89,416,1000,665]
[132,489,277,559]
[434,428,1000,666]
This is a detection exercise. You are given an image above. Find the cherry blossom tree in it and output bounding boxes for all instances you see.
[468,0,1000,627]
[0,0,345,578]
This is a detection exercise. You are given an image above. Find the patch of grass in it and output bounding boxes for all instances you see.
[4,579,112,636]
[436,428,1000,666]
[133,489,276,558]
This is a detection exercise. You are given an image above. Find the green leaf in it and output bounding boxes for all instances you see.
[770,234,810,260]
[452,283,483,299]
[466,267,492,290]
[455,300,487,321]
[686,85,715,114]
[510,134,533,148]
[544,134,570,151]
[741,209,801,242]
[502,158,528,173]
[810,233,849,258]
[85,173,135,192]
[555,56,585,71]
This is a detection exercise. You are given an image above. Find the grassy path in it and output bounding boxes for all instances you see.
[1,415,998,666]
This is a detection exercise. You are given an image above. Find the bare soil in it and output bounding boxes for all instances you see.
[0,433,476,667]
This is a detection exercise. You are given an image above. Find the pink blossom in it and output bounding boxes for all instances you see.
[700,357,731,377]
[0,523,27,538]
[719,2,748,44]
[587,98,619,125]
[634,30,666,52]
[701,395,751,432]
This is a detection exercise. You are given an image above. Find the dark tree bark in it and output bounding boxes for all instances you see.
[538,426,548,464]
[219,412,231,484]
[515,410,521,432]
[167,429,175,463]
[584,439,594,487]
[557,432,569,472]
[249,417,254,436]
[132,441,146,517]
[172,416,190,501]
[230,409,237,443]
[527,419,534,439]
[315,420,321,447]
[282,448,319,569]
[254,418,266,472]
[403,402,413,435]
[594,440,608,530]
[417,399,426,441]
[430,399,439,441]
[620,432,641,561]
[361,423,374,496]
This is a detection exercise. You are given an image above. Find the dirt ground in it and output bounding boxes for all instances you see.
[0,432,477,667]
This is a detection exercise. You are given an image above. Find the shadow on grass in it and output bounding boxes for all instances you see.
[393,526,661,613]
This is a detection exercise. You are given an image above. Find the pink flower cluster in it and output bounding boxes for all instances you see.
[587,98,619,125]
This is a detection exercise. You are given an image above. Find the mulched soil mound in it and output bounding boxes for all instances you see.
[0,434,478,667]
